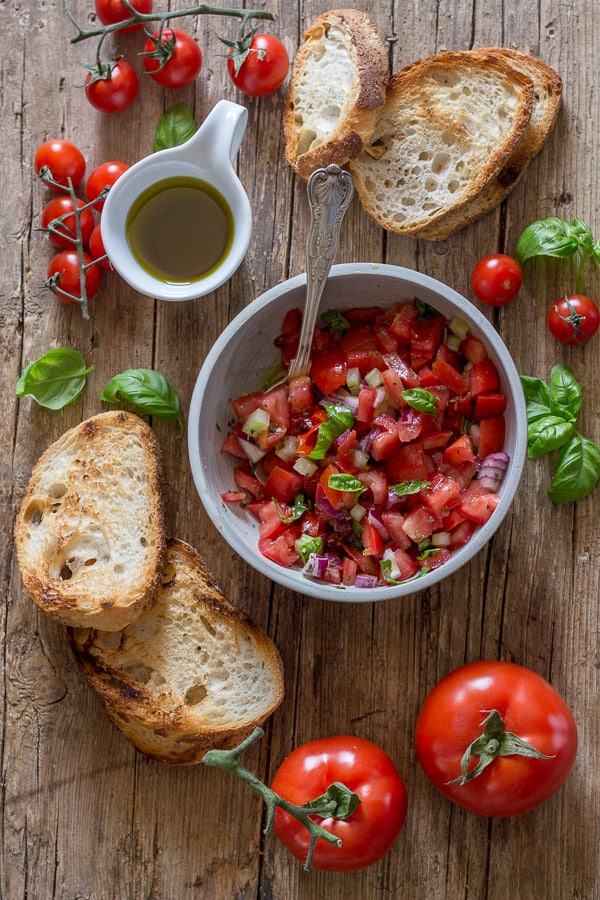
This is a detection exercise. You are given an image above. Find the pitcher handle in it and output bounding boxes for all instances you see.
[182,99,248,166]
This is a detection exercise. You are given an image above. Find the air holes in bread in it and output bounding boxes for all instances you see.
[184,682,207,705]
[23,498,45,527]
[48,533,111,580]
[122,662,156,684]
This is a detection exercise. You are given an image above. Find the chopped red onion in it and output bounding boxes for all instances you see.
[477,451,510,491]
[354,574,379,589]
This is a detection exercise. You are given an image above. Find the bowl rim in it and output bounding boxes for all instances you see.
[188,263,527,601]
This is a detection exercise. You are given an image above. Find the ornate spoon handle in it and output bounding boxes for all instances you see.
[287,165,354,380]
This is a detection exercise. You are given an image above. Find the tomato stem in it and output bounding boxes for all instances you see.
[68,5,274,45]
[447,709,554,785]
[203,727,360,871]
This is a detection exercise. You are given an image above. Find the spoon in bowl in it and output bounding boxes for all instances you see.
[284,164,354,384]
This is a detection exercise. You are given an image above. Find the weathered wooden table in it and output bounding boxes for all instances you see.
[3,1,599,897]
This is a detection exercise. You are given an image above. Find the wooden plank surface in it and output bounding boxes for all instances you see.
[2,0,599,897]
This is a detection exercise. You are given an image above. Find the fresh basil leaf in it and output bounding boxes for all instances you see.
[525,400,557,425]
[570,219,595,253]
[327,473,365,494]
[308,403,354,459]
[414,297,440,319]
[153,102,196,152]
[380,558,403,585]
[390,479,431,496]
[520,375,552,408]
[16,348,93,410]
[549,365,582,420]
[321,309,350,332]
[276,494,310,523]
[295,533,323,564]
[101,368,184,436]
[401,387,437,414]
[592,239,600,264]
[548,434,600,503]
[516,217,579,263]
[527,416,575,458]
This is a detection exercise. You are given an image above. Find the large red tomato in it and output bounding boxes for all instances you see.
[271,735,408,871]
[415,661,577,817]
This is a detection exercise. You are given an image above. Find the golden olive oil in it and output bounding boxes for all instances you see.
[126,176,234,284]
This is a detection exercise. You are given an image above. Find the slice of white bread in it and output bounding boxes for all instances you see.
[67,539,285,764]
[348,50,535,234]
[15,410,165,632]
[417,49,562,239]
[284,9,389,180]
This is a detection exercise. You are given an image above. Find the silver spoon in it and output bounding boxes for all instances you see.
[285,164,354,382]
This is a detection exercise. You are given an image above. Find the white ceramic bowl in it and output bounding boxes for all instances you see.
[188,264,527,601]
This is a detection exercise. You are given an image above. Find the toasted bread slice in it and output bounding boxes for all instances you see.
[67,539,284,764]
[284,9,389,180]
[15,411,165,632]
[417,49,562,239]
[349,50,534,234]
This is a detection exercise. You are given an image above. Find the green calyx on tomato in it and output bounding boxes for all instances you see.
[447,709,553,785]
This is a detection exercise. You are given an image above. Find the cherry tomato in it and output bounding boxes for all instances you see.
[547,294,600,345]
[88,223,113,270]
[142,29,202,88]
[271,735,408,871]
[40,196,95,250]
[47,250,102,305]
[34,139,86,191]
[86,161,129,211]
[94,0,153,32]
[84,58,139,114]
[471,254,522,306]
[415,661,577,817]
[227,32,289,97]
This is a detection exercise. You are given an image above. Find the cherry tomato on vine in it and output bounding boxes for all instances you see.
[226,32,289,96]
[415,661,577,818]
[471,254,522,306]
[271,735,408,871]
[40,196,95,250]
[47,250,102,305]
[142,29,202,88]
[88,224,113,270]
[84,58,139,113]
[34,140,86,191]
[86,161,129,211]
[547,294,600,345]
[94,0,153,32]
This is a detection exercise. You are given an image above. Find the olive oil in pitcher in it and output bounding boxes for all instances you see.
[126,176,234,284]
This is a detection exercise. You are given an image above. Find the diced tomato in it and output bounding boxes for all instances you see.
[460,334,488,363]
[460,481,501,524]
[220,490,247,502]
[264,465,303,503]
[258,531,299,566]
[469,358,500,396]
[421,473,461,518]
[319,464,357,510]
[356,384,379,422]
[252,500,286,539]
[258,384,290,428]
[381,510,412,550]
[343,543,379,575]
[422,429,453,450]
[375,326,398,355]
[431,358,468,395]
[371,428,400,461]
[448,519,476,548]
[415,365,437,387]
[288,375,313,414]
[310,346,348,394]
[478,416,506,458]
[362,519,384,556]
[419,547,452,570]
[356,469,388,505]
[402,505,440,542]
[389,302,419,343]
[410,315,446,364]
[385,441,428,482]
[221,430,247,459]
[342,555,358,585]
[344,306,385,325]
[234,466,264,499]
[473,392,507,419]
[391,547,418,580]
[381,367,406,404]
[396,409,423,443]
[442,434,476,467]
[384,353,420,387]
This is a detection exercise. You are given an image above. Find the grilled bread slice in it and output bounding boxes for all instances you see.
[283,8,389,180]
[417,49,562,240]
[67,539,284,764]
[349,50,534,235]
[15,410,165,632]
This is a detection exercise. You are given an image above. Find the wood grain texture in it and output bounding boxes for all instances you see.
[2,1,599,898]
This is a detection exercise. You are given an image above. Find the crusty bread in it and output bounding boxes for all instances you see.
[417,49,562,239]
[15,410,165,632]
[284,9,389,180]
[348,50,535,234]
[67,539,284,764]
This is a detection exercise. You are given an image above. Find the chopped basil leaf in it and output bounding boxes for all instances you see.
[295,534,324,564]
[321,309,350,331]
[401,387,437,414]
[308,402,354,459]
[390,480,431,496]
[276,494,310,523]
[327,473,365,494]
